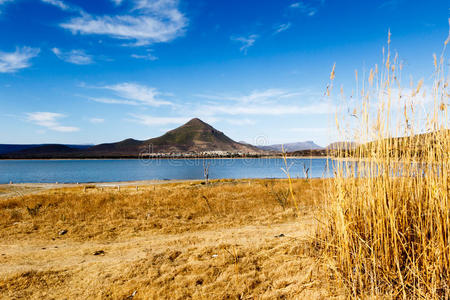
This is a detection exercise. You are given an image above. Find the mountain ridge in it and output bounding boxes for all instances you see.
[0,144,92,155]
[257,141,323,152]
[0,118,262,158]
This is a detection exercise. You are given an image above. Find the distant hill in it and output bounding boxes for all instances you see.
[357,129,449,155]
[325,129,449,156]
[1,118,262,159]
[288,149,328,157]
[0,144,92,155]
[12,144,80,156]
[85,138,146,157]
[258,141,323,152]
[326,141,358,150]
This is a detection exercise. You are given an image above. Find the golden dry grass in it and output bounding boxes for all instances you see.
[319,28,449,298]
[0,179,341,299]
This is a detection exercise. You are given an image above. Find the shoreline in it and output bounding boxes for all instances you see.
[0,156,331,161]
[0,177,325,188]
[0,179,194,189]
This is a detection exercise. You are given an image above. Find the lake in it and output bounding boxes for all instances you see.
[0,158,331,184]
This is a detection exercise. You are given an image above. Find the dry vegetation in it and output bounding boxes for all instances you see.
[319,29,450,298]
[0,179,341,299]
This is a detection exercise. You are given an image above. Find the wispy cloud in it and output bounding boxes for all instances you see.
[193,88,334,116]
[129,114,220,127]
[41,0,71,11]
[274,23,291,34]
[89,82,172,107]
[26,112,79,132]
[197,102,335,116]
[61,0,188,46]
[0,47,40,73]
[88,97,139,105]
[227,118,256,125]
[131,49,158,61]
[89,118,104,123]
[128,114,190,126]
[111,0,123,6]
[231,34,258,54]
[0,0,14,13]
[52,48,94,65]
[290,0,324,16]
[196,89,305,104]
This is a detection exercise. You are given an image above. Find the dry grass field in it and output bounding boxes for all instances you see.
[0,179,342,299]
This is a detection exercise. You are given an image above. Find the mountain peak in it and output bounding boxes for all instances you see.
[144,117,262,153]
[185,118,208,126]
[178,118,216,132]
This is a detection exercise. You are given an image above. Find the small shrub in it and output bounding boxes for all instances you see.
[26,204,42,217]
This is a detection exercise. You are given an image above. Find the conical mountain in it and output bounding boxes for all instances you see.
[143,118,260,153]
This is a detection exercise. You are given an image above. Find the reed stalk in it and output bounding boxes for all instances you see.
[320,24,450,298]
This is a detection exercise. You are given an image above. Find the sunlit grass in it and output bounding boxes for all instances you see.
[0,179,322,241]
[319,25,449,298]
[0,179,333,299]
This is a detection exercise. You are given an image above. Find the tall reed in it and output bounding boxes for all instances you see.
[320,25,449,298]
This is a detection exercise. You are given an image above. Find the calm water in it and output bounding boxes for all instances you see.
[0,158,330,184]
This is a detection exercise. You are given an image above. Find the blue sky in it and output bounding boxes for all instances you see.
[0,0,449,146]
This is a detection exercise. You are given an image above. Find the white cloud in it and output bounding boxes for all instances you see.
[227,119,256,125]
[274,23,291,34]
[192,88,334,117]
[26,112,79,132]
[131,49,158,60]
[131,53,158,60]
[129,114,190,126]
[290,1,323,16]
[41,0,71,11]
[104,83,172,106]
[61,0,187,46]
[129,114,220,127]
[0,0,14,13]
[0,47,40,73]
[52,48,94,65]
[89,118,104,123]
[90,82,172,107]
[231,34,258,54]
[111,0,123,5]
[196,89,306,104]
[198,102,335,116]
[88,97,140,105]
